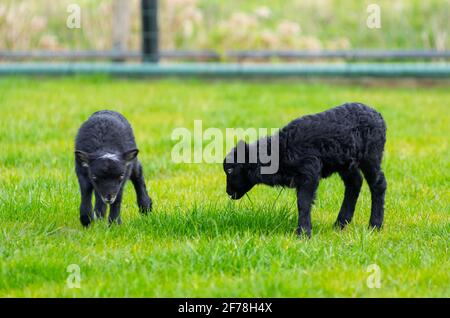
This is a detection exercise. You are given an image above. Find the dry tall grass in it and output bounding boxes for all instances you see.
[0,0,447,52]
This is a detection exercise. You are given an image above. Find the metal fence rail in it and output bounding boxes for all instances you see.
[0,50,220,61]
[1,50,449,62]
[1,62,449,78]
[226,50,450,60]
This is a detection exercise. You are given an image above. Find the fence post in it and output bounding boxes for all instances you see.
[112,0,131,62]
[141,0,159,63]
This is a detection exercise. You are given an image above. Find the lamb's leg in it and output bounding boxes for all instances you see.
[296,177,319,238]
[94,191,107,219]
[361,164,387,229]
[130,160,152,214]
[108,188,124,225]
[77,175,94,227]
[335,169,363,229]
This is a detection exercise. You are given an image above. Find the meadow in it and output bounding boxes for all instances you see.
[0,77,448,297]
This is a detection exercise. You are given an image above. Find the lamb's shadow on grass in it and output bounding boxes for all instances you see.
[126,202,336,239]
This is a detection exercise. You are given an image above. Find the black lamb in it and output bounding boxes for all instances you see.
[75,110,152,226]
[223,103,387,237]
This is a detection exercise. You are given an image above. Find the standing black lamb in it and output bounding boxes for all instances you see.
[75,110,152,227]
[224,103,387,237]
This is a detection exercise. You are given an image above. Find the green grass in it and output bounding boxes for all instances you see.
[0,77,448,297]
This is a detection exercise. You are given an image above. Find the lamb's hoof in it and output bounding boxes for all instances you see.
[139,205,152,214]
[139,198,152,215]
[140,208,151,215]
[296,227,311,238]
[369,223,383,231]
[94,211,106,219]
[334,220,348,230]
[108,218,122,226]
[80,215,91,227]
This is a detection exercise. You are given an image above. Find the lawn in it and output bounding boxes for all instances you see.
[0,77,448,297]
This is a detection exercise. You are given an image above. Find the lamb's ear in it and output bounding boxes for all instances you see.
[123,149,139,162]
[75,150,90,167]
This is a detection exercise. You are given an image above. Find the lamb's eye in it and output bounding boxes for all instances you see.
[119,174,125,180]
[226,168,234,174]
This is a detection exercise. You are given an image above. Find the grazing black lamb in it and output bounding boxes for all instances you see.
[224,103,387,237]
[75,110,152,226]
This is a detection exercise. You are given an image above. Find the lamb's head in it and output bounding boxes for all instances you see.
[223,140,256,200]
[75,149,138,204]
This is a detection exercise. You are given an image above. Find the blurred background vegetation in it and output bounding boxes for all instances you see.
[0,0,448,52]
[0,0,450,52]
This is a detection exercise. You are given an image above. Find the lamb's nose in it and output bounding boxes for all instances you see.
[103,194,116,204]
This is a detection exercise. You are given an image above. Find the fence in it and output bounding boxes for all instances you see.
[0,0,449,78]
